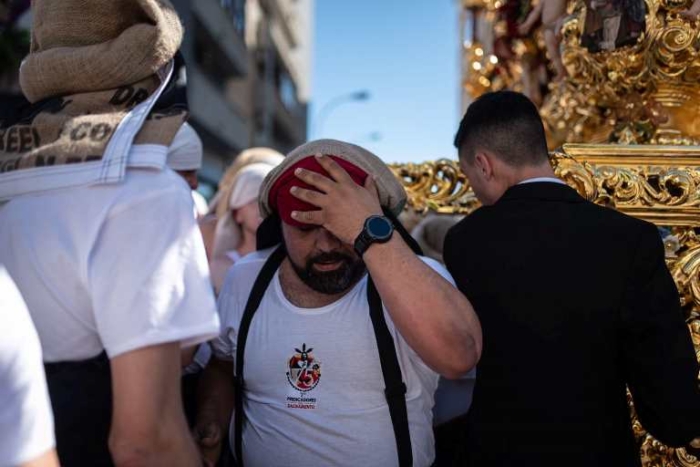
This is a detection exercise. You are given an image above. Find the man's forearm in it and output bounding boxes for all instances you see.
[362,235,482,378]
[20,448,60,467]
[109,343,201,467]
[110,424,201,467]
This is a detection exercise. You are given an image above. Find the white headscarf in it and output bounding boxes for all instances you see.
[212,163,278,258]
[166,123,203,170]
[212,147,285,219]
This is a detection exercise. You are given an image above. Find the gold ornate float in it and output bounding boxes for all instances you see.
[390,0,700,463]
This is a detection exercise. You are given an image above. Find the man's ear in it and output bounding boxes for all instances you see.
[474,152,494,180]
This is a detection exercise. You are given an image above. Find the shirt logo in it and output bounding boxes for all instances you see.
[286,343,321,392]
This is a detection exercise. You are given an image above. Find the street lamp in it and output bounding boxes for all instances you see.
[313,90,371,138]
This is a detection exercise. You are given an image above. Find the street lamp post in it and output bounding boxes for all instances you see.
[313,90,371,138]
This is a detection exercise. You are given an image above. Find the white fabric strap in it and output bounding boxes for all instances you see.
[98,61,174,183]
[0,61,174,201]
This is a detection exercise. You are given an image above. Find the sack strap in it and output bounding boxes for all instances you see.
[367,276,414,467]
[234,245,286,467]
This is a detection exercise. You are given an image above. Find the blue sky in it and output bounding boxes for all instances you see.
[309,1,461,164]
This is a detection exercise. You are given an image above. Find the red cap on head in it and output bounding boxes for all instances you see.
[268,155,368,227]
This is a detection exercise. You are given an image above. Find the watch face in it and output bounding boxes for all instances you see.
[367,216,393,240]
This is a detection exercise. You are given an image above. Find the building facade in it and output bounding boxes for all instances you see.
[171,0,313,198]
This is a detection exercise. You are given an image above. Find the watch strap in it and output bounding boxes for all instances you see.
[354,215,393,257]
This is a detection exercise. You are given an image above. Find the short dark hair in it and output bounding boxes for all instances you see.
[453,91,549,167]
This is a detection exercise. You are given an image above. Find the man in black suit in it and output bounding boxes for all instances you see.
[444,90,700,466]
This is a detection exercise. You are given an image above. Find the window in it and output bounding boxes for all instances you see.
[220,0,246,39]
[193,17,243,88]
[278,71,298,114]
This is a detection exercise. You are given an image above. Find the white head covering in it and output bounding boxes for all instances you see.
[212,163,278,258]
[166,122,203,171]
[410,214,463,264]
[213,147,285,219]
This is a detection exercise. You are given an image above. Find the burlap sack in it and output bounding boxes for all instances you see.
[0,0,185,179]
[21,0,183,102]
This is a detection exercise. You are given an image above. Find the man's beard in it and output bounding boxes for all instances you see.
[289,251,366,295]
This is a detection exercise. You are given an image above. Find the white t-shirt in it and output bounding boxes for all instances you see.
[0,166,220,362]
[0,267,55,466]
[433,369,476,426]
[213,248,453,467]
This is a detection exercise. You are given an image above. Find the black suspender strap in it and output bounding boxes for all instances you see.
[233,245,286,467]
[367,277,414,467]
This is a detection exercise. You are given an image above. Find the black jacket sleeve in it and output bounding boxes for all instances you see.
[620,222,700,446]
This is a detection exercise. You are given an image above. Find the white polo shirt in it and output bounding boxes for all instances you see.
[0,165,220,362]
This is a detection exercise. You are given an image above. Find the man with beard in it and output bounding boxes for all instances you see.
[194,139,482,467]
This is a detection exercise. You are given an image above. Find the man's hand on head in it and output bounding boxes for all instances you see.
[289,153,383,245]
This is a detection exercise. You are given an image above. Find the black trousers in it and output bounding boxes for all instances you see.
[433,413,470,467]
[44,352,114,467]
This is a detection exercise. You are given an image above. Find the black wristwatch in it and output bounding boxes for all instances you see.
[354,215,394,257]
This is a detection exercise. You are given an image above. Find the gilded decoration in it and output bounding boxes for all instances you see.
[390,144,700,465]
[460,0,700,148]
[546,0,700,148]
[389,159,478,214]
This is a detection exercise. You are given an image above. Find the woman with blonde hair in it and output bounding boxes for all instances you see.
[209,148,284,293]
